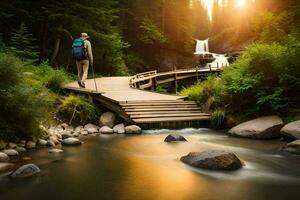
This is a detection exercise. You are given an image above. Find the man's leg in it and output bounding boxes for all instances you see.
[81,60,89,85]
[76,60,83,82]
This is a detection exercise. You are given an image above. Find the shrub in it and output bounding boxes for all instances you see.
[210,109,226,129]
[57,95,100,124]
[0,53,46,140]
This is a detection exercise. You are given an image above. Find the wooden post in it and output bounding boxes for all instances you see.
[217,62,219,69]
[150,77,157,91]
[209,64,212,72]
[196,65,199,81]
[174,73,178,94]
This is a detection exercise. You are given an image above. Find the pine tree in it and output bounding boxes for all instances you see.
[10,22,39,62]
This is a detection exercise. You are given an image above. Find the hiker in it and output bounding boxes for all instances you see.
[72,32,93,88]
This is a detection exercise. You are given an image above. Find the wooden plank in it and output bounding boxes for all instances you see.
[119,100,185,104]
[122,105,199,109]
[120,102,196,106]
[133,116,210,123]
[125,110,205,115]
[125,107,202,112]
[131,113,210,119]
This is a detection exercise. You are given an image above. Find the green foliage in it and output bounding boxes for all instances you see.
[139,18,167,45]
[57,95,100,124]
[211,109,226,129]
[0,53,46,140]
[155,85,168,93]
[10,22,39,62]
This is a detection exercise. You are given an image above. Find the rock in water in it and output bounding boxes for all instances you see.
[2,149,19,156]
[26,141,36,149]
[37,139,47,146]
[100,126,114,134]
[282,140,300,154]
[15,147,26,153]
[48,149,64,154]
[164,134,187,142]
[125,125,142,134]
[0,152,9,162]
[229,116,283,139]
[113,123,125,134]
[99,112,116,128]
[280,120,300,140]
[180,150,243,171]
[10,164,40,178]
[62,138,82,146]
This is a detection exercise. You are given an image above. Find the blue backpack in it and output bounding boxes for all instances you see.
[71,38,87,60]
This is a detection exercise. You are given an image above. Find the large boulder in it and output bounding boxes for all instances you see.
[100,126,114,134]
[125,125,142,134]
[113,123,125,134]
[99,112,116,128]
[164,134,187,142]
[7,142,17,149]
[61,137,82,146]
[229,116,284,139]
[61,131,73,139]
[2,149,19,156]
[180,150,243,171]
[10,164,40,178]
[0,152,9,162]
[280,120,300,140]
[282,140,300,154]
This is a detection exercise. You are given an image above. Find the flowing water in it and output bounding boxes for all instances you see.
[1,128,300,200]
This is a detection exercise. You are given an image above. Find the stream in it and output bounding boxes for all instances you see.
[1,128,300,200]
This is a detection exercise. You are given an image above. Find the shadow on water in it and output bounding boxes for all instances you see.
[0,128,300,200]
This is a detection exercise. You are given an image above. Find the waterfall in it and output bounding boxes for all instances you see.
[194,39,209,55]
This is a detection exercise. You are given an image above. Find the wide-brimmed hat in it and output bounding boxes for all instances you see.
[81,32,90,39]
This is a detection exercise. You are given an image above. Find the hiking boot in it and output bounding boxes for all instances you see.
[77,81,83,87]
[81,81,85,88]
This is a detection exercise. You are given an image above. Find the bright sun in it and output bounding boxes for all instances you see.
[236,0,247,8]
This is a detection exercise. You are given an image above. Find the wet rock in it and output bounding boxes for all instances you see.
[99,112,116,128]
[229,116,284,139]
[87,127,98,134]
[15,147,26,153]
[84,123,98,130]
[49,136,60,145]
[48,149,63,154]
[62,137,82,146]
[125,125,142,134]
[21,157,32,161]
[100,126,114,134]
[0,152,9,162]
[0,163,14,173]
[281,120,300,140]
[61,132,72,139]
[37,139,47,146]
[81,130,89,136]
[180,150,243,171]
[7,142,17,149]
[75,125,84,133]
[59,123,69,130]
[282,140,300,154]
[10,164,40,178]
[164,134,187,142]
[73,132,80,137]
[46,140,55,147]
[113,123,125,134]
[2,149,19,156]
[26,141,36,149]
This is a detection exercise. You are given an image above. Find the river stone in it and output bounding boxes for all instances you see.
[61,132,73,139]
[281,120,300,140]
[2,149,19,156]
[125,125,142,134]
[164,134,187,142]
[113,123,125,134]
[100,126,114,134]
[7,142,17,149]
[282,140,300,154]
[228,116,284,139]
[16,147,26,153]
[59,123,69,130]
[0,152,9,162]
[81,130,89,136]
[62,137,82,146]
[48,149,64,154]
[99,112,116,128]
[46,140,55,147]
[0,163,14,173]
[50,136,60,145]
[75,125,84,132]
[84,123,98,130]
[26,141,36,149]
[180,150,243,171]
[87,127,98,134]
[10,164,40,178]
[37,139,47,146]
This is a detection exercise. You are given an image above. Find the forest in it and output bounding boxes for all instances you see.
[0,0,300,136]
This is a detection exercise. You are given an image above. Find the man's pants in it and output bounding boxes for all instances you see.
[76,60,89,83]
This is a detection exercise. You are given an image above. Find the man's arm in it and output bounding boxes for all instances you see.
[86,40,93,65]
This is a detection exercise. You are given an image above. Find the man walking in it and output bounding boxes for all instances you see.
[72,33,93,88]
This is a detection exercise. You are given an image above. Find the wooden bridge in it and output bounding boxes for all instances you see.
[63,67,221,128]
